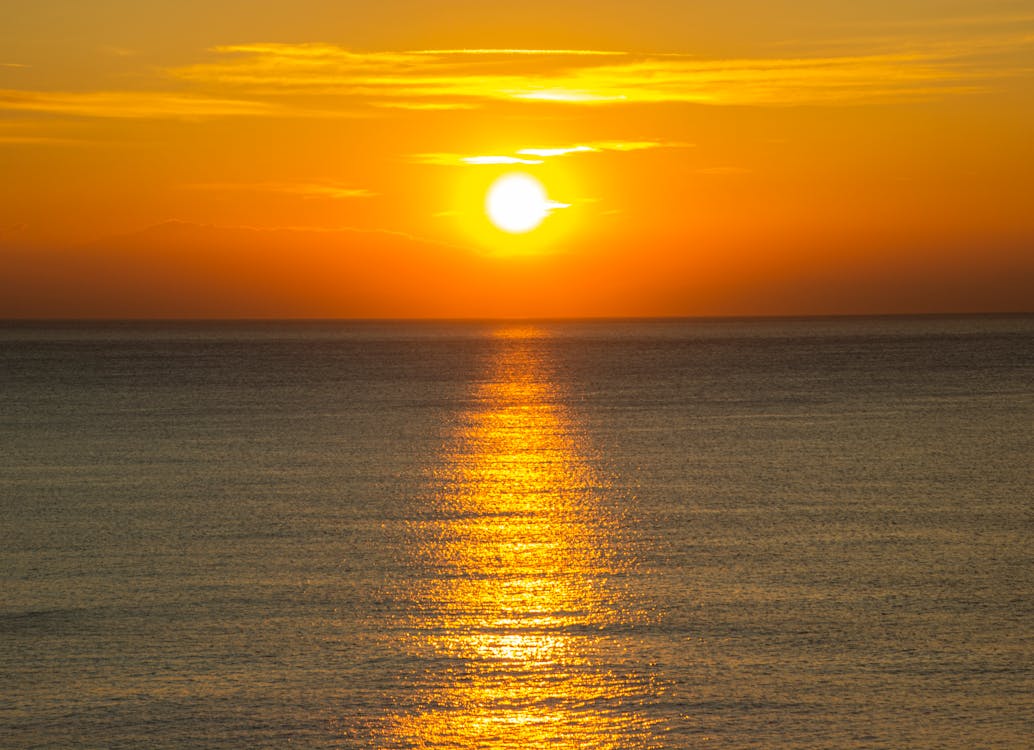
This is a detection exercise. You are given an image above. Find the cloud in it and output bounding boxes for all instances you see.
[409,153,543,166]
[413,140,689,166]
[0,89,278,119]
[185,181,376,199]
[408,153,469,166]
[165,39,1033,109]
[586,140,692,152]
[4,27,1029,124]
[408,48,628,57]
[463,155,544,165]
[517,145,596,157]
[504,53,989,106]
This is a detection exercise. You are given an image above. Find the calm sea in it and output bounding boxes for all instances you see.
[2,316,1032,748]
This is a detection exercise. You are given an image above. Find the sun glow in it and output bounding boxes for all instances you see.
[485,173,560,234]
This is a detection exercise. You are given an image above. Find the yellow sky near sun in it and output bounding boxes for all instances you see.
[1,0,1032,317]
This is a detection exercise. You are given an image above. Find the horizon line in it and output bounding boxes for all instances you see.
[2,311,1032,324]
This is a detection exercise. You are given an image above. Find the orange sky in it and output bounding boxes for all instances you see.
[1,1,1032,317]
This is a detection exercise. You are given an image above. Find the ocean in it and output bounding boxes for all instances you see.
[2,316,1031,748]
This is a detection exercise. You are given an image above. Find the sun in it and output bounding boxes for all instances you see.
[485,173,552,233]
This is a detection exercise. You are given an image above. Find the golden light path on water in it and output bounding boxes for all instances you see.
[382,325,661,748]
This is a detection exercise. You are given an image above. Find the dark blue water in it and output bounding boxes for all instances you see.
[2,316,1031,747]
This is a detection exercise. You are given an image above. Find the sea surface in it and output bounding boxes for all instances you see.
[2,316,1032,748]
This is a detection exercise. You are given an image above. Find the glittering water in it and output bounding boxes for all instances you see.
[2,317,1032,748]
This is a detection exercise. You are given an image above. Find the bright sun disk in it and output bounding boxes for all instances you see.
[485,173,555,233]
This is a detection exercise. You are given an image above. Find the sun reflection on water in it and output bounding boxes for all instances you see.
[382,326,658,748]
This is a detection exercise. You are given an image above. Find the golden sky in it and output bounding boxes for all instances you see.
[2,0,1032,317]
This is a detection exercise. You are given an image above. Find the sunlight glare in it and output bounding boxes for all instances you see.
[485,173,554,233]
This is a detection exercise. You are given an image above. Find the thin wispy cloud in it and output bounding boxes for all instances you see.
[0,89,278,119]
[409,153,545,166]
[167,39,1033,108]
[503,53,997,105]
[413,140,689,166]
[408,153,486,166]
[463,155,544,165]
[407,48,627,57]
[517,145,597,157]
[3,28,1030,123]
[585,140,692,152]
